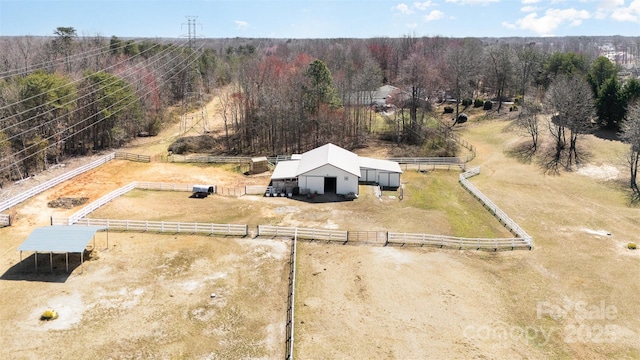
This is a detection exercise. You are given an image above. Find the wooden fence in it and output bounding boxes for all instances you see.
[459,167,533,247]
[169,155,251,164]
[53,217,248,236]
[115,152,151,163]
[347,231,387,245]
[284,231,297,360]
[258,225,348,242]
[0,152,116,215]
[387,232,530,250]
[388,157,465,171]
[257,226,530,250]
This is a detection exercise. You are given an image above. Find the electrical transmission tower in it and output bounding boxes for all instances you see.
[180,16,208,136]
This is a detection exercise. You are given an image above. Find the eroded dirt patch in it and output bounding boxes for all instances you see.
[47,197,89,209]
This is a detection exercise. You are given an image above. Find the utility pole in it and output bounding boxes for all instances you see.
[180,16,208,136]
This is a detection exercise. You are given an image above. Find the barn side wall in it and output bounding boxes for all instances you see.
[299,164,358,195]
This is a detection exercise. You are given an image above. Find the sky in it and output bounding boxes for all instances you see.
[0,0,639,39]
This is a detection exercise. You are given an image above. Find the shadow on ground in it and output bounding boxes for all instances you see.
[1,251,94,283]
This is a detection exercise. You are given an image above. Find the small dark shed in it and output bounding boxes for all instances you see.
[192,185,215,198]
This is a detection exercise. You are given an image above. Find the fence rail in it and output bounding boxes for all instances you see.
[134,182,197,192]
[388,157,465,171]
[66,182,137,225]
[169,155,251,164]
[258,225,348,242]
[284,231,297,360]
[347,231,387,245]
[245,185,269,195]
[53,217,247,236]
[115,152,151,163]
[0,152,115,214]
[387,232,530,250]
[459,167,532,247]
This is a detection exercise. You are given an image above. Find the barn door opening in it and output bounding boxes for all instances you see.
[324,177,337,193]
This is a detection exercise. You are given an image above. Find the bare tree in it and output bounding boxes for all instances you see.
[446,38,482,122]
[397,47,440,144]
[516,99,542,153]
[620,104,640,194]
[514,42,542,103]
[544,75,596,170]
[485,43,514,112]
[14,35,34,75]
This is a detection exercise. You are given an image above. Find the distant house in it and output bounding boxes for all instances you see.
[349,85,401,111]
[270,143,402,196]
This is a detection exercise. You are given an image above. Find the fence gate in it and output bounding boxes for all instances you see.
[347,231,387,245]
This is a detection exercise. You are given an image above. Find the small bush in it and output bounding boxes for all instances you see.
[628,242,637,250]
[514,96,522,105]
[509,105,518,112]
[461,98,472,107]
[483,101,493,110]
[40,309,58,321]
[443,106,454,114]
[473,98,484,108]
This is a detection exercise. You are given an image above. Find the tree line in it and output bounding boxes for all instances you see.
[0,28,217,181]
[1,31,640,189]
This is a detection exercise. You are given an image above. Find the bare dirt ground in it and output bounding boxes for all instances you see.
[1,98,639,359]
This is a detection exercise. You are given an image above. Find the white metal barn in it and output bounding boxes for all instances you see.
[270,143,402,196]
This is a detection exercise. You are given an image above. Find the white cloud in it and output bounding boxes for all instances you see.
[445,0,498,4]
[600,0,624,8]
[407,23,419,28]
[424,10,445,21]
[521,6,538,12]
[394,3,414,14]
[414,1,434,10]
[522,0,540,4]
[592,0,640,22]
[611,7,638,22]
[506,8,591,36]
[234,20,249,30]
[502,21,517,29]
[610,0,640,22]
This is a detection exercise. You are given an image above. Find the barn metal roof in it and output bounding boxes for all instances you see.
[359,156,403,173]
[271,160,300,180]
[18,225,105,253]
[295,143,361,177]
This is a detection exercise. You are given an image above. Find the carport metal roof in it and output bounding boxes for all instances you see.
[18,225,106,272]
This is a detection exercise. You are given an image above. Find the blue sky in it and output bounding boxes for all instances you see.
[0,0,638,38]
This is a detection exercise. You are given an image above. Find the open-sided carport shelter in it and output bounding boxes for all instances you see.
[18,225,106,272]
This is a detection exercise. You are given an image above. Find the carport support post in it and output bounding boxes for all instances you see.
[50,252,53,273]
[34,251,38,272]
[66,253,69,272]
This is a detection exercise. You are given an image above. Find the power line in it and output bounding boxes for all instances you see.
[0,37,148,80]
[0,38,183,118]
[0,39,187,133]
[0,42,206,174]
[180,16,208,136]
